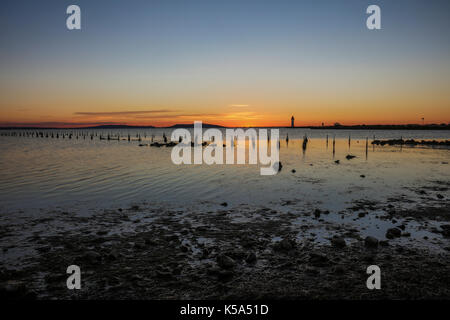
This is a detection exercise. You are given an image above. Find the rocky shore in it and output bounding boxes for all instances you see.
[1,190,449,300]
[372,139,450,147]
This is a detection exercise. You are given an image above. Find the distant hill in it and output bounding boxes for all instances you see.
[85,125,155,129]
[166,123,225,128]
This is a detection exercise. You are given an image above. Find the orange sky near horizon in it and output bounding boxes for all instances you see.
[1,92,449,127]
[1,50,449,128]
[1,111,448,128]
[1,103,449,128]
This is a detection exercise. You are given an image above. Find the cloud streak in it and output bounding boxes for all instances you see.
[132,113,223,119]
[0,121,124,128]
[74,110,177,116]
[229,104,250,108]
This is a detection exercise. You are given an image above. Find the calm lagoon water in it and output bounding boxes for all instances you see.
[0,128,449,211]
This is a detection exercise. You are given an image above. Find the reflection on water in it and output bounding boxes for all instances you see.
[0,129,449,210]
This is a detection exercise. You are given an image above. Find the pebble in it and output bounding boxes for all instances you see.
[217,254,236,269]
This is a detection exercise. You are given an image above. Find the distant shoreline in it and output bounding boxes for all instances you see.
[0,124,449,130]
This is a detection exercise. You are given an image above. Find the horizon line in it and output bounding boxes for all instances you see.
[0,123,449,130]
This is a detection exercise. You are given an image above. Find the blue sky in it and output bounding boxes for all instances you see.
[1,0,449,126]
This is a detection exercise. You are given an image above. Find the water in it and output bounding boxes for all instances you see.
[0,129,449,211]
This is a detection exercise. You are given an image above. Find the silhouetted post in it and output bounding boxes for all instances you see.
[365,137,368,160]
[302,134,308,153]
[332,135,336,157]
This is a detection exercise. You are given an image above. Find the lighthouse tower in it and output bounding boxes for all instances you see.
[291,116,295,128]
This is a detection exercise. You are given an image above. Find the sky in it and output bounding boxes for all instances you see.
[0,0,449,127]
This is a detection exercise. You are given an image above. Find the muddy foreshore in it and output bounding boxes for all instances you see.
[1,193,449,300]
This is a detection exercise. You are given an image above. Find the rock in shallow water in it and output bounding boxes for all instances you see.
[330,237,346,248]
[440,225,450,238]
[386,227,402,239]
[364,236,379,248]
[314,209,321,218]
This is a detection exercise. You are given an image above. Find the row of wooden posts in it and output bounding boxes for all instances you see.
[2,131,381,155]
[0,131,170,143]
